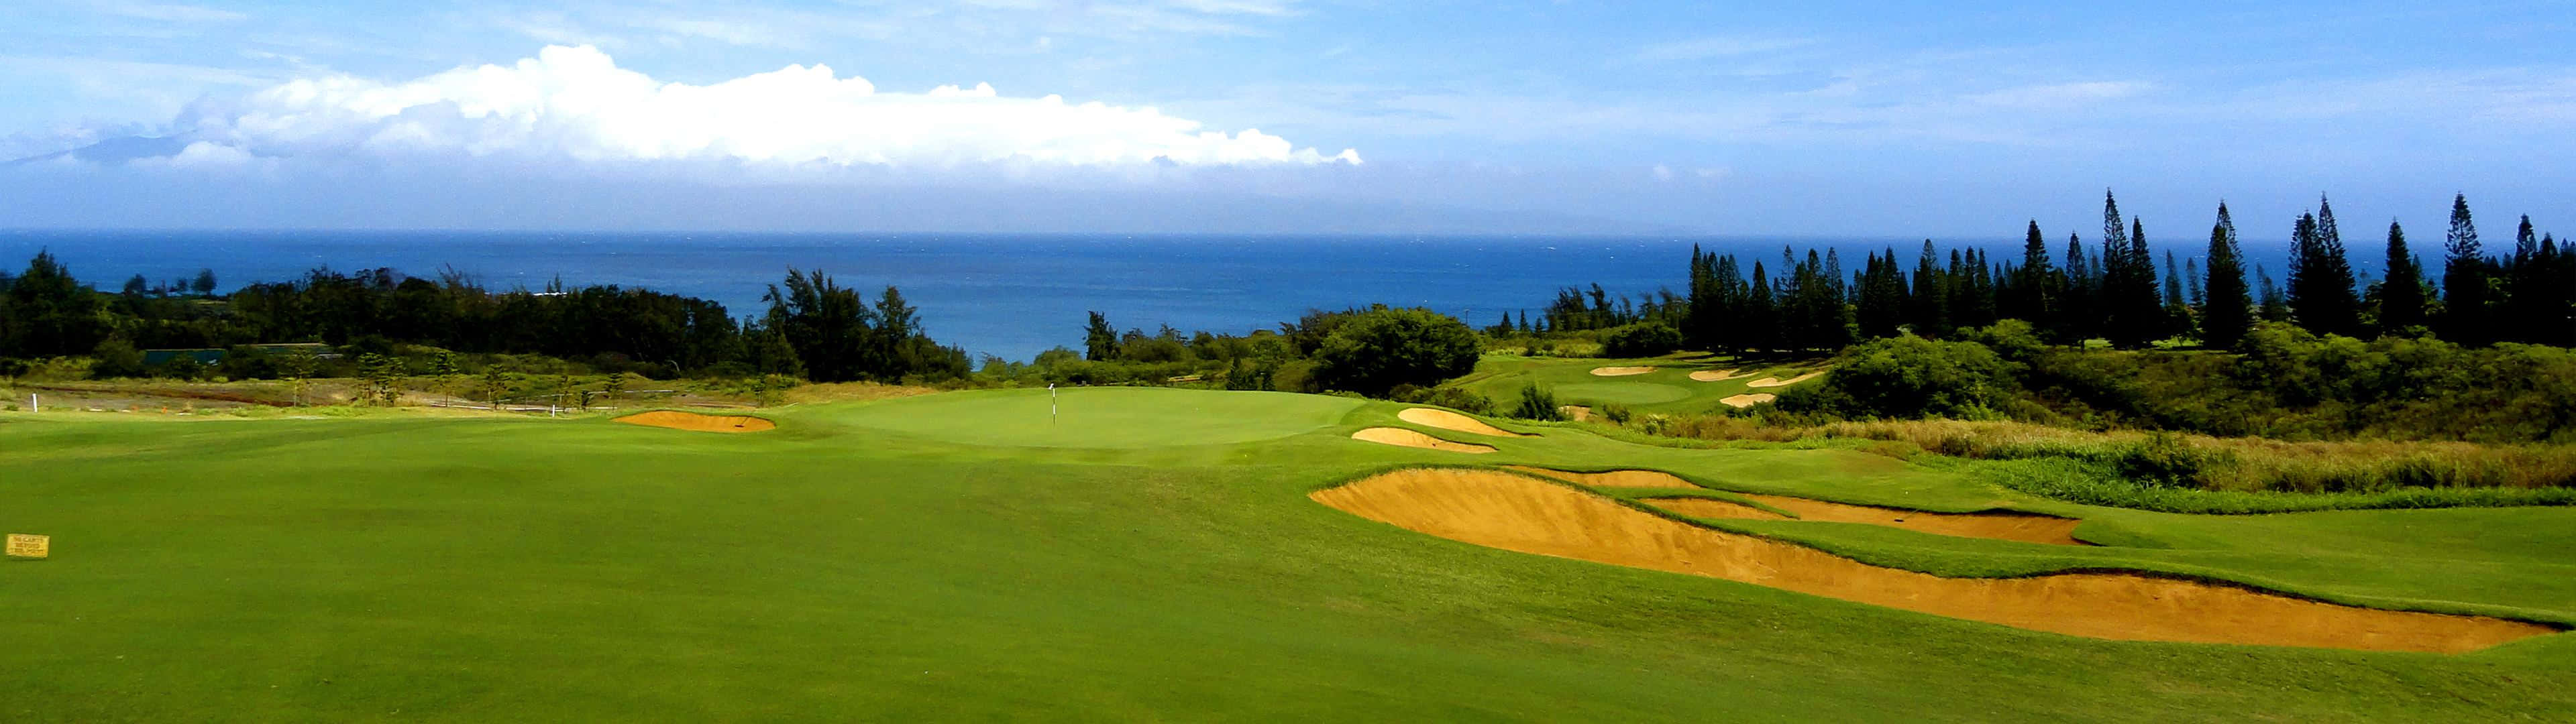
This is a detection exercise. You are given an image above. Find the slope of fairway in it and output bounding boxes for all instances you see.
[1449,353,1828,414]
[820,386,1363,448]
[5,391,2576,721]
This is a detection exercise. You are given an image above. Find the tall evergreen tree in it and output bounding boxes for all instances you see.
[2059,232,2094,343]
[1743,261,1777,353]
[2011,220,2055,328]
[2286,199,2361,337]
[2202,203,2254,349]
[1910,240,1949,337]
[2379,220,2426,335]
[2439,194,2493,345]
[2163,250,2192,338]
[2257,264,2290,322]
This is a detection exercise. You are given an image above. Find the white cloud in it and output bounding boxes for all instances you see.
[171,45,1359,169]
[1650,164,1674,180]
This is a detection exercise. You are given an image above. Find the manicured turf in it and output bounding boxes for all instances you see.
[820,386,1364,448]
[1449,353,1827,413]
[4,388,2574,721]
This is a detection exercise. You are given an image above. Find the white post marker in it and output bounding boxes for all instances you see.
[1049,383,1059,425]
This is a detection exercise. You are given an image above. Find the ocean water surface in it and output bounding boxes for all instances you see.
[0,230,2296,361]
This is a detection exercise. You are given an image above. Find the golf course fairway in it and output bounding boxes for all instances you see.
[7,387,2576,721]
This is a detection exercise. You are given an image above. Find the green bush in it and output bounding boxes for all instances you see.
[1601,322,1682,357]
[1309,308,1483,396]
[1778,335,2017,419]
[1388,384,1494,414]
[1598,404,1633,425]
[1509,383,1566,421]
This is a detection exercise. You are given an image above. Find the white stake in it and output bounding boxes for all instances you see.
[1049,383,1058,425]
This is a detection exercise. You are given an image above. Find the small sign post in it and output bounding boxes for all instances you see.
[4,534,46,560]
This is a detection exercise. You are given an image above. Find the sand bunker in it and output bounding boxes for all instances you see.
[1312,469,2555,653]
[1589,367,1658,377]
[1745,371,1828,389]
[1719,394,1776,408]
[1398,408,1529,437]
[613,410,776,433]
[1688,369,1755,382]
[1352,428,1498,454]
[1509,466,1702,489]
[1560,406,1593,422]
[1650,495,2087,546]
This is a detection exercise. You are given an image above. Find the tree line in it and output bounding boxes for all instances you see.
[1548,190,2573,355]
[0,252,967,383]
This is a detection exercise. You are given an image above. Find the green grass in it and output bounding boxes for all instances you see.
[4,388,2575,722]
[1447,352,1825,414]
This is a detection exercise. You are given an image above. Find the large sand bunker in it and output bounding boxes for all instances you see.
[1719,393,1776,408]
[1398,408,1529,437]
[1688,369,1754,382]
[1650,495,2088,546]
[1745,371,1828,388]
[1589,367,1658,377]
[1509,466,1701,489]
[1352,428,1498,454]
[1311,469,2556,653]
[614,410,776,433]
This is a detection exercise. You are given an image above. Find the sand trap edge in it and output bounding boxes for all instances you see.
[613,410,778,433]
[1397,408,1529,437]
[1352,427,1498,454]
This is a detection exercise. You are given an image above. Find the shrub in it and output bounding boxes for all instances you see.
[1308,308,1483,396]
[1778,335,2016,419]
[1389,385,1494,414]
[1601,322,1683,357]
[1510,383,1566,421]
[1598,404,1633,425]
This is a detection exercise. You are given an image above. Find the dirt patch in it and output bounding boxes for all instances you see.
[1399,408,1528,437]
[1560,406,1593,422]
[1687,369,1754,382]
[1652,494,2087,546]
[1745,371,1828,389]
[1312,469,2556,654]
[1509,466,1701,489]
[1352,428,1497,454]
[614,410,777,433]
[1589,367,1658,377]
[1719,393,1776,408]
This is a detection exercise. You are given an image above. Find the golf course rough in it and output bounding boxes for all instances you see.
[1352,427,1497,454]
[1312,468,2557,654]
[613,410,777,432]
[1397,408,1528,437]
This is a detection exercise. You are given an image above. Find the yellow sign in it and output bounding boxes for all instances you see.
[4,534,46,559]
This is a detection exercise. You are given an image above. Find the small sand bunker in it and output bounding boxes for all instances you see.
[1589,367,1658,377]
[1509,466,1701,489]
[1688,369,1754,382]
[614,410,776,433]
[1352,428,1497,454]
[1560,406,1593,422]
[1312,469,2555,653]
[1719,394,1776,408]
[1398,408,1529,437]
[1650,495,2087,546]
[1745,371,1828,389]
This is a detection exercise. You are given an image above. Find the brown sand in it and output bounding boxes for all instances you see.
[1508,466,1701,489]
[1560,406,1593,422]
[1589,367,1658,377]
[1651,495,2088,546]
[1352,428,1498,454]
[1312,469,2556,653]
[1744,371,1828,388]
[614,410,777,432]
[1687,369,1753,382]
[1719,393,1776,408]
[1398,408,1529,437]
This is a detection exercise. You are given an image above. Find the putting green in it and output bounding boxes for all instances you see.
[1550,381,1693,405]
[823,386,1364,448]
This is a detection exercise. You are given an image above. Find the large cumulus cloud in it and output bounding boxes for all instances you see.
[167,45,1360,169]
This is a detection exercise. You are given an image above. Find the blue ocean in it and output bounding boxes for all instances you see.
[0,230,2306,362]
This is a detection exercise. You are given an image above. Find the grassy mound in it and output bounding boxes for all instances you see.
[822,386,1363,448]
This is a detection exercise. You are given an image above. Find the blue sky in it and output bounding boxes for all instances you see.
[2,1,2571,237]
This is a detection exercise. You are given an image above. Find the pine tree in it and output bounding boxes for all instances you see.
[2186,257,2204,307]
[1910,240,1949,337]
[2059,232,2094,343]
[2439,194,2493,345]
[2503,215,2548,343]
[2286,198,2361,337]
[2257,265,2290,322]
[1743,261,1777,352]
[2012,220,2055,328]
[2379,220,2426,335]
[2163,250,2191,339]
[2202,203,2254,349]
